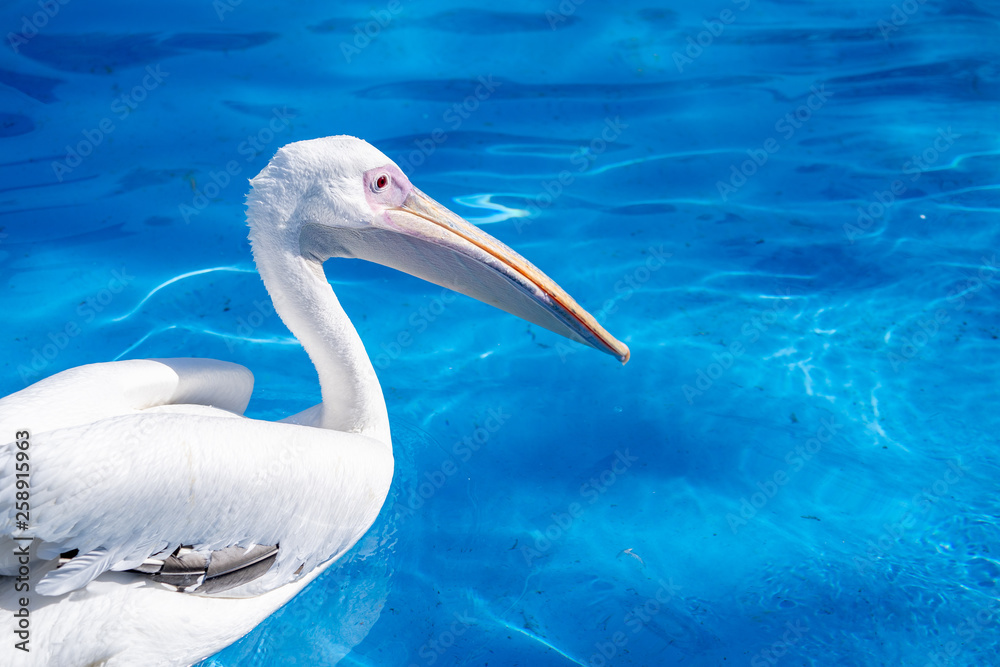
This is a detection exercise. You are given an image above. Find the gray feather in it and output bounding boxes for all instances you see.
[134,544,279,594]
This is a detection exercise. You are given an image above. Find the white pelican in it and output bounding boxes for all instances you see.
[0,136,629,666]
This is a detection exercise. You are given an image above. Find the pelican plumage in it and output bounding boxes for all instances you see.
[0,136,628,666]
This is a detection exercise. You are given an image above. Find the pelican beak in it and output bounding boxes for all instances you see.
[393,188,630,362]
[314,187,630,363]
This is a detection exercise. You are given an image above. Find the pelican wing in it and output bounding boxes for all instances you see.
[1,358,255,436]
[0,407,392,598]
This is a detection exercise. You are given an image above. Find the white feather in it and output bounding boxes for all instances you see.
[36,548,118,596]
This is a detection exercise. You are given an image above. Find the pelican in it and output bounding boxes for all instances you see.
[0,136,629,666]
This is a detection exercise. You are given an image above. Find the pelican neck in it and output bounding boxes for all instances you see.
[248,228,390,446]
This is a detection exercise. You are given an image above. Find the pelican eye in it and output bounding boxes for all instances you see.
[373,174,390,191]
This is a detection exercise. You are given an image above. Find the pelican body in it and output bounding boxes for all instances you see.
[0,136,628,666]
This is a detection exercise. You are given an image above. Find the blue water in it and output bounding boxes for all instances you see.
[2,0,999,665]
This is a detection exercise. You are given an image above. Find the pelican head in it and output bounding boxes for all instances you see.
[247,135,629,362]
